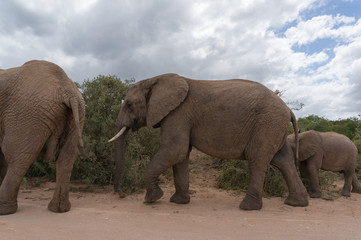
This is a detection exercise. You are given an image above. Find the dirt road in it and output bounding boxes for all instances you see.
[1,181,361,240]
[1,150,361,240]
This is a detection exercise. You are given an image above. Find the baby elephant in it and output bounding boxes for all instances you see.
[288,130,361,198]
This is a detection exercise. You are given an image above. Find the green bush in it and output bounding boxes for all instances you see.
[263,166,287,197]
[72,75,131,185]
[25,161,56,182]
[216,159,287,197]
[120,128,160,193]
[72,75,160,193]
[216,159,249,191]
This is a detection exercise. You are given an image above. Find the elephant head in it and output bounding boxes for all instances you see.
[288,130,322,161]
[109,74,189,192]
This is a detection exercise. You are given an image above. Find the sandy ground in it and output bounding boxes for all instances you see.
[1,151,361,240]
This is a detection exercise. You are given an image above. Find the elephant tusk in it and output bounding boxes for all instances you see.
[108,127,127,142]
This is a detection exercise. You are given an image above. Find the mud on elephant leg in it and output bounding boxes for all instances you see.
[170,149,191,204]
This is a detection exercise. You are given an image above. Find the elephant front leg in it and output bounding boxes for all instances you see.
[306,163,321,198]
[170,150,191,204]
[144,129,191,204]
[143,155,166,203]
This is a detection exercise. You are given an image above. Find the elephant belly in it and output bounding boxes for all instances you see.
[321,156,351,172]
[190,128,247,159]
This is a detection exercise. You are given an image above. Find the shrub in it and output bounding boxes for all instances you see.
[216,159,249,191]
[216,159,287,197]
[120,128,160,193]
[73,75,160,193]
[72,75,131,185]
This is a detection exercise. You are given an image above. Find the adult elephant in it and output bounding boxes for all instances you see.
[287,130,361,198]
[109,73,308,210]
[0,60,85,215]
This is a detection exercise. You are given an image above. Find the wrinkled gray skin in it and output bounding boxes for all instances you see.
[288,130,361,198]
[0,60,85,215]
[112,73,308,210]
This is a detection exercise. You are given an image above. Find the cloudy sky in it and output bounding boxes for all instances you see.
[0,0,360,120]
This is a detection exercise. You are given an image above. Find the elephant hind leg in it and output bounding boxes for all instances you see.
[47,131,79,213]
[0,151,36,215]
[270,148,308,207]
[0,149,7,185]
[351,173,361,194]
[239,145,275,210]
[341,170,353,197]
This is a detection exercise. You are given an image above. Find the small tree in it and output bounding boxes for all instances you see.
[73,75,160,193]
[73,75,133,184]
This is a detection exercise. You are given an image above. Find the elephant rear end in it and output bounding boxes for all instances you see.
[0,60,85,215]
[320,132,358,172]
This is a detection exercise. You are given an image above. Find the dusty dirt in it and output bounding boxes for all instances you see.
[1,151,361,240]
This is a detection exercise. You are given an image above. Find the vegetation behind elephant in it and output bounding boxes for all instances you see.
[110,73,308,210]
[0,60,85,215]
[287,130,361,198]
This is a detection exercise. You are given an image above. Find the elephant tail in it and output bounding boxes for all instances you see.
[290,110,299,161]
[62,88,85,148]
[68,97,84,148]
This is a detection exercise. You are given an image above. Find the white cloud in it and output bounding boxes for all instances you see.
[0,0,360,119]
[285,14,357,46]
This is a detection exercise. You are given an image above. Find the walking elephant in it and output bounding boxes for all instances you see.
[287,130,361,198]
[109,73,308,210]
[0,60,85,215]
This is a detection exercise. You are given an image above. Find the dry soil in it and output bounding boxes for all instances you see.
[1,151,361,240]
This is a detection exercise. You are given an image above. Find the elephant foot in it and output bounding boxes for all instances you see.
[351,187,361,194]
[170,191,190,204]
[284,192,308,207]
[341,189,351,197]
[0,200,18,215]
[144,186,164,203]
[309,191,321,198]
[48,199,71,213]
[239,193,262,210]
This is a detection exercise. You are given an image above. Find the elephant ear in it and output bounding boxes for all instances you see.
[298,130,321,161]
[146,74,189,127]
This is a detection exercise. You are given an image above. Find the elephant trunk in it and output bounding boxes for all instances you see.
[113,128,129,193]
